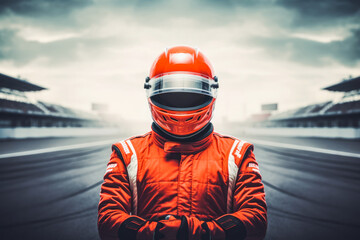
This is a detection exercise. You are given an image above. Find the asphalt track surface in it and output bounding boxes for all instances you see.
[0,134,359,240]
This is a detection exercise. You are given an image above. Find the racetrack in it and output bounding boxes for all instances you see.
[0,134,359,240]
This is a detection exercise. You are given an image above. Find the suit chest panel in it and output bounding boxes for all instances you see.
[136,147,229,218]
[137,149,228,186]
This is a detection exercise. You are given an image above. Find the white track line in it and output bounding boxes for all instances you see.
[1,138,359,159]
[0,139,119,159]
[250,139,360,158]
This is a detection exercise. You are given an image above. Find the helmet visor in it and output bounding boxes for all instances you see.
[151,92,213,110]
[146,74,217,98]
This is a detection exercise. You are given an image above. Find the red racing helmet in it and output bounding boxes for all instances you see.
[144,46,219,136]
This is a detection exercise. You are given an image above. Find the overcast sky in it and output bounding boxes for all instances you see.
[0,0,359,124]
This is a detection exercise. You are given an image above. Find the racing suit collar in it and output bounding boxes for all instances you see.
[151,122,214,154]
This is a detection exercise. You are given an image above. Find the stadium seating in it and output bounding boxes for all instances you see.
[309,101,331,114]
[0,98,44,114]
[0,73,102,128]
[325,100,360,114]
[38,101,59,113]
[292,106,309,116]
[38,101,93,119]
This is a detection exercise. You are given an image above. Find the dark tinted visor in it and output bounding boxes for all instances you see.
[151,92,213,111]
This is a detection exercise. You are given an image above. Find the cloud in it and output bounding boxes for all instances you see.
[0,28,115,66]
[330,28,360,65]
[0,0,92,16]
[0,0,359,120]
[276,0,360,27]
[0,29,39,65]
[250,27,360,67]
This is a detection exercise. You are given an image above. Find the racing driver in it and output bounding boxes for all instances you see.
[98,46,267,240]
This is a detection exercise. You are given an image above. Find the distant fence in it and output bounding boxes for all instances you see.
[0,127,124,139]
[238,127,360,139]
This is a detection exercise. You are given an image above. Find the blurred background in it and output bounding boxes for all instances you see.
[0,0,359,239]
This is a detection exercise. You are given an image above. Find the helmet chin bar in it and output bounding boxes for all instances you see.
[152,121,212,141]
[148,98,216,136]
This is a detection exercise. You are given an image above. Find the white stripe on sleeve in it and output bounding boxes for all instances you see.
[227,139,240,213]
[125,139,139,215]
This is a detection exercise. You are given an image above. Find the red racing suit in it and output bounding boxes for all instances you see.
[98,128,267,240]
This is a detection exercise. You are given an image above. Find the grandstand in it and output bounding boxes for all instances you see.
[241,76,360,139]
[0,73,103,131]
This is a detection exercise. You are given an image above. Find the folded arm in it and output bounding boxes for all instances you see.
[185,149,267,240]
[98,149,267,240]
